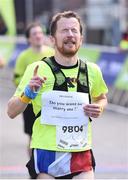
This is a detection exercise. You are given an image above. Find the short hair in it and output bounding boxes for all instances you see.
[25,22,42,38]
[50,11,83,36]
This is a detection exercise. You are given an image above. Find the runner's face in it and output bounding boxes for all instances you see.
[53,17,83,57]
[28,26,44,47]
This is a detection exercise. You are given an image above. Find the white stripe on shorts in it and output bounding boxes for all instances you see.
[34,149,40,174]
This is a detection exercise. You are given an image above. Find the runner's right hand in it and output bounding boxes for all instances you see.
[29,65,47,92]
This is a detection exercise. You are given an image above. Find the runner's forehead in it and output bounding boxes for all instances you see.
[56,17,80,31]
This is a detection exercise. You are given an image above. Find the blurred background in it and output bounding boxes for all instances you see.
[0,0,128,179]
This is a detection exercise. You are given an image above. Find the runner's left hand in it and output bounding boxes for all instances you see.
[83,103,103,118]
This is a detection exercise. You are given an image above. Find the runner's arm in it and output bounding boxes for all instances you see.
[7,96,28,119]
[92,93,107,109]
[7,65,46,119]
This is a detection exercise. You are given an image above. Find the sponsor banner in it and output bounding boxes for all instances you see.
[0,0,16,63]
[1,39,128,91]
[0,0,16,36]
[8,45,100,67]
[97,52,127,86]
[115,57,128,90]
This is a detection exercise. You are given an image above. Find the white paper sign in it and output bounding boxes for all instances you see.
[41,91,89,126]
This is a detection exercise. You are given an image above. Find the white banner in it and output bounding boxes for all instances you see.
[41,91,89,126]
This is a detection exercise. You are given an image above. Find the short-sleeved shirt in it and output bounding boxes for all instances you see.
[14,46,54,86]
[14,58,108,152]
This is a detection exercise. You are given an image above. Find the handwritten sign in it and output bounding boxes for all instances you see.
[41,91,89,126]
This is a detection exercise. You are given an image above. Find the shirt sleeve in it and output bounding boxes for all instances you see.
[13,52,27,86]
[14,63,35,97]
[90,63,108,98]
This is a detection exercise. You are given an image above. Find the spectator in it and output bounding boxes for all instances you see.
[119,26,128,51]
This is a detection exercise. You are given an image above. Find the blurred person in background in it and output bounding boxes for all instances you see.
[0,15,7,35]
[7,11,108,179]
[13,22,54,157]
[119,25,128,51]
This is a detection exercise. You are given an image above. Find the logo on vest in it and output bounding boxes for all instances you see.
[66,77,77,88]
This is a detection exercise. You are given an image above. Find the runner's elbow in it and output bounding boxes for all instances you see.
[7,106,16,119]
[7,100,17,119]
[7,111,16,119]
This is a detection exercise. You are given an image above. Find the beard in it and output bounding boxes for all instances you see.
[55,38,80,57]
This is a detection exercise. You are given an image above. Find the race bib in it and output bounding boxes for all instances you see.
[56,124,88,150]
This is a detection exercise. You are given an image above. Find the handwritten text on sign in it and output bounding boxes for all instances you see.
[41,91,89,126]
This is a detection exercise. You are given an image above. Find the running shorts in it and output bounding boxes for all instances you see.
[26,149,96,178]
[23,104,35,135]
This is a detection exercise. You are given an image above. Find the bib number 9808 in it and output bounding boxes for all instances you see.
[62,125,83,133]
